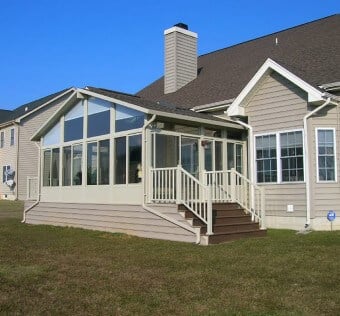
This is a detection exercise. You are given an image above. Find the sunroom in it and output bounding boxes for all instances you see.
[29,88,266,239]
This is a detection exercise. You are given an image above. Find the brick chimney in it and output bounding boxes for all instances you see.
[164,23,198,94]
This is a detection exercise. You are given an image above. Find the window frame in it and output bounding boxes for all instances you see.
[0,131,4,148]
[10,128,15,146]
[315,127,337,183]
[254,129,305,184]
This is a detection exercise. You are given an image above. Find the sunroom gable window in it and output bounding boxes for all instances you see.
[87,98,111,138]
[64,100,84,142]
[115,104,144,132]
[43,122,61,147]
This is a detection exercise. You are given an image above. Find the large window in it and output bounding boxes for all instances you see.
[280,131,304,182]
[256,135,277,183]
[43,148,59,186]
[62,144,83,186]
[88,98,111,138]
[87,140,110,185]
[43,122,60,146]
[115,105,144,132]
[115,134,142,184]
[255,130,304,183]
[64,101,84,142]
[317,129,336,182]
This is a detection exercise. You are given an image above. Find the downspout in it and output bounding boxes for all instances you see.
[303,97,333,228]
[141,114,201,243]
[14,123,19,200]
[22,141,41,223]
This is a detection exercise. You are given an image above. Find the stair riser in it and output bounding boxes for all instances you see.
[201,223,260,234]
[214,209,246,217]
[214,217,252,224]
[208,230,267,244]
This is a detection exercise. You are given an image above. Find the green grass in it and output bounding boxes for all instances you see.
[0,200,339,315]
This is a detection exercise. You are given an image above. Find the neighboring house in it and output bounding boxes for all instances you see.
[0,88,75,200]
[23,15,339,244]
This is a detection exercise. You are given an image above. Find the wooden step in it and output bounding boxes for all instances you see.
[212,203,242,210]
[208,229,267,244]
[214,215,252,224]
[201,222,260,234]
[213,208,246,217]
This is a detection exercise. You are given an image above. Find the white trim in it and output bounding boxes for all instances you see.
[227,58,325,117]
[254,128,305,184]
[164,26,198,38]
[315,127,337,183]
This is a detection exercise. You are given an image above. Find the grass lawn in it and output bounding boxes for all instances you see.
[0,201,339,315]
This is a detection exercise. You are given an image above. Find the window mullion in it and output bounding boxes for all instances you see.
[277,132,281,183]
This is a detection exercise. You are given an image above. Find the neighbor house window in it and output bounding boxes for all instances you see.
[64,101,84,142]
[0,131,4,148]
[87,98,111,138]
[115,105,144,132]
[317,128,336,181]
[10,128,15,146]
[255,130,304,183]
[87,140,110,185]
[256,135,277,183]
[43,148,60,186]
[2,165,10,183]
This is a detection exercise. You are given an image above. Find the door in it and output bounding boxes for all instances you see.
[181,137,199,178]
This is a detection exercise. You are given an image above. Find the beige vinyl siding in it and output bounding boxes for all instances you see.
[0,125,18,199]
[164,30,197,93]
[17,95,70,200]
[25,202,197,243]
[246,71,308,221]
[309,104,340,220]
[246,72,308,133]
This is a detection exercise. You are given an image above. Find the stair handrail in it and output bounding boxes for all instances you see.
[179,166,213,235]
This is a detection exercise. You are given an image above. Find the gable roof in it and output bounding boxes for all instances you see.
[32,87,242,141]
[0,88,74,126]
[138,14,340,109]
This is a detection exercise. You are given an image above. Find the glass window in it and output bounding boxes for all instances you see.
[154,134,179,168]
[215,141,223,171]
[43,122,61,147]
[204,141,213,171]
[87,142,97,185]
[317,129,336,181]
[236,144,243,174]
[1,131,4,148]
[280,131,304,182]
[115,104,144,132]
[99,140,110,185]
[51,148,60,186]
[2,165,10,183]
[181,137,199,177]
[115,137,126,184]
[88,98,111,138]
[64,101,84,142]
[72,144,83,185]
[43,150,51,186]
[129,135,142,183]
[256,135,277,183]
[10,128,15,146]
[62,146,72,186]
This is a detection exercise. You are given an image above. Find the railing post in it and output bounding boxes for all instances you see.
[230,168,236,202]
[260,187,266,229]
[176,165,182,204]
[206,185,213,235]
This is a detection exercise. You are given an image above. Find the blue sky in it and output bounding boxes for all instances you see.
[0,0,338,110]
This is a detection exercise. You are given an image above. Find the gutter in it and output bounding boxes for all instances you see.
[22,141,41,223]
[303,97,337,228]
[141,115,200,243]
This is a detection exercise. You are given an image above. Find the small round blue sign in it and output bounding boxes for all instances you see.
[327,211,336,222]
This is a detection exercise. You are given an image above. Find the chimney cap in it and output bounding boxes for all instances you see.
[174,23,188,30]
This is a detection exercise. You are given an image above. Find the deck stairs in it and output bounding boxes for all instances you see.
[150,202,266,245]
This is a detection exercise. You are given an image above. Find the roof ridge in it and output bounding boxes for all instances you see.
[199,14,339,58]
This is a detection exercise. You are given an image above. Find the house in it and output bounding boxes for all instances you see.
[0,88,75,200]
[22,15,339,244]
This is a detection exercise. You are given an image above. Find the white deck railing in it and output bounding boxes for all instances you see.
[204,169,265,229]
[149,166,213,235]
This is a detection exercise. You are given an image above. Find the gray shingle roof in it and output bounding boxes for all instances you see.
[85,86,241,127]
[138,15,340,109]
[0,88,73,125]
